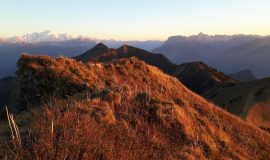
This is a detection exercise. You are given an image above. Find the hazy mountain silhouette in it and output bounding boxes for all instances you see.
[209,37,270,78]
[229,69,257,81]
[3,30,164,51]
[152,33,261,63]
[153,33,270,77]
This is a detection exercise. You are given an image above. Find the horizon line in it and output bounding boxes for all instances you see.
[1,30,270,41]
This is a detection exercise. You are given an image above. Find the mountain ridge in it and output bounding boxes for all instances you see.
[2,53,268,159]
[153,34,270,78]
[74,43,177,74]
[74,43,236,94]
[72,44,270,131]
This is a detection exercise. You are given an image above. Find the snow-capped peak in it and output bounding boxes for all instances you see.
[5,30,77,43]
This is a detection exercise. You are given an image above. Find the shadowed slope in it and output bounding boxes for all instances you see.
[205,77,270,131]
[0,77,17,110]
[74,43,117,62]
[74,43,177,74]
[173,62,237,95]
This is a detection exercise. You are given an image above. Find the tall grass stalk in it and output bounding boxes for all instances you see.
[5,106,21,147]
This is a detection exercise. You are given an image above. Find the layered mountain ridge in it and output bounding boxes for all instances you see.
[73,43,234,94]
[153,33,270,77]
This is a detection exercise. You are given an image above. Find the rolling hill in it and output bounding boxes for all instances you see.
[0,54,269,159]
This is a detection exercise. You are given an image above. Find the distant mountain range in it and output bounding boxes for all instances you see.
[153,33,270,78]
[209,37,270,78]
[0,31,163,78]
[1,30,163,50]
[2,31,270,78]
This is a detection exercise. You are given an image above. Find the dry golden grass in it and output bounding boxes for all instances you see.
[246,103,270,130]
[0,54,269,159]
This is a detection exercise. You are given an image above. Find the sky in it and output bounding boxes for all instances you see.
[0,0,270,40]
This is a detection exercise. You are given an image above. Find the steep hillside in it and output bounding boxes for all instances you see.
[1,54,269,159]
[74,43,177,74]
[205,78,270,130]
[173,62,237,94]
[229,69,257,82]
